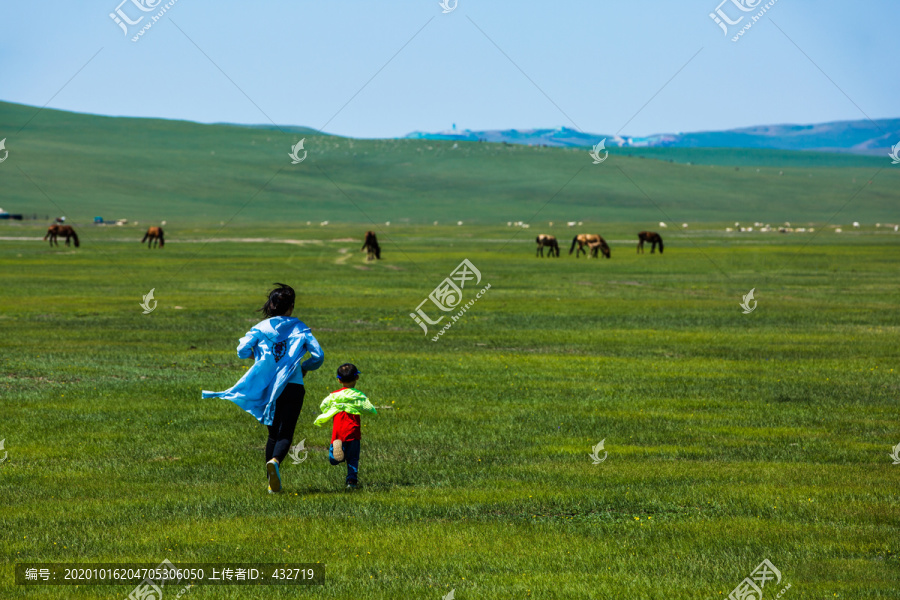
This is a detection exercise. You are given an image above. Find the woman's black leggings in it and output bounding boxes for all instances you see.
[266,383,305,463]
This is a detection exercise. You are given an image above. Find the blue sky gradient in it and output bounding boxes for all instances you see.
[1,0,896,138]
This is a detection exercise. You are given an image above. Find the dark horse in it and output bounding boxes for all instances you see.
[637,231,663,254]
[44,225,80,247]
[362,231,381,260]
[535,234,560,257]
[570,234,610,259]
[141,226,165,248]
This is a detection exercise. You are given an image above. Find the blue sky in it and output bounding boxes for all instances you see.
[1,0,896,138]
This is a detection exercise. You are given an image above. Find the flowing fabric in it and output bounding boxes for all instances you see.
[202,316,324,426]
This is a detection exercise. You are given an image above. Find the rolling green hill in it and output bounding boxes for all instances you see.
[0,101,897,226]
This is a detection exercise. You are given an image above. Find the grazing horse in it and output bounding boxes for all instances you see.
[361,230,381,260]
[637,231,664,254]
[44,225,80,247]
[570,234,610,259]
[588,238,611,259]
[141,226,165,248]
[535,234,559,257]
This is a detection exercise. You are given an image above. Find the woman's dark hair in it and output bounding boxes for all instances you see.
[259,283,295,317]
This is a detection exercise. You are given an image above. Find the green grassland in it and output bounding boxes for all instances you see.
[1,222,899,599]
[1,101,900,599]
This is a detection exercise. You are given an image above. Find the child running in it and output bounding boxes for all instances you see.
[314,363,377,489]
[202,283,324,494]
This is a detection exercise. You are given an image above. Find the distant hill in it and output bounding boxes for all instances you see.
[405,119,900,156]
[0,100,896,225]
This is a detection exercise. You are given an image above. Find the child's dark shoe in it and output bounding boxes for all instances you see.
[332,439,344,462]
[346,480,358,490]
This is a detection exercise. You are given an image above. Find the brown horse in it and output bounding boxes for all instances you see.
[588,238,611,259]
[535,234,559,257]
[362,231,381,260]
[141,226,165,248]
[570,234,610,258]
[44,225,80,247]
[637,231,663,254]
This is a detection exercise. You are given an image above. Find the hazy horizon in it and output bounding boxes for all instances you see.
[3,97,897,142]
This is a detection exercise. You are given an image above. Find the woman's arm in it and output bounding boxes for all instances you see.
[300,332,324,373]
[236,331,258,359]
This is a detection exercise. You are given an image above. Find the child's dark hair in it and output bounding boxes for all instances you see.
[337,363,360,383]
[259,283,295,317]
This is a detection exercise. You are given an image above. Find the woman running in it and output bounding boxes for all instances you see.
[203,283,324,493]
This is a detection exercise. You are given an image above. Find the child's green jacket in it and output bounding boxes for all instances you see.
[314,387,378,427]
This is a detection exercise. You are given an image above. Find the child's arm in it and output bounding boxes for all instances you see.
[313,393,336,427]
[356,393,378,415]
